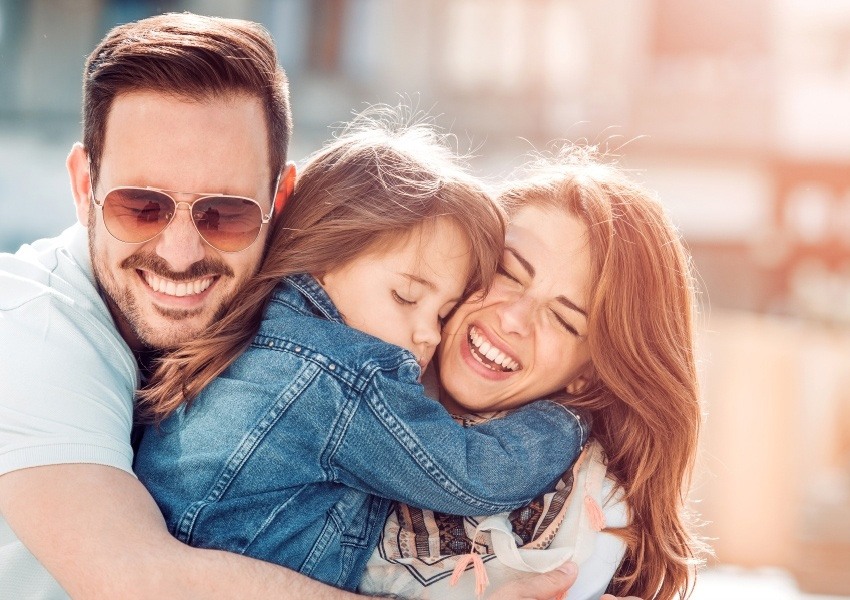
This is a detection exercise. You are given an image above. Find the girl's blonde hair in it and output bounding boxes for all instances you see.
[500,146,707,599]
[137,109,505,422]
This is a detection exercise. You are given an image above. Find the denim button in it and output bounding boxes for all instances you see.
[328,364,336,371]
[295,346,301,352]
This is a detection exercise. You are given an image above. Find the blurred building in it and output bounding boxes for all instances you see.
[1,0,849,593]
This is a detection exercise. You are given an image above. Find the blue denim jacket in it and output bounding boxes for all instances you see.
[134,274,589,591]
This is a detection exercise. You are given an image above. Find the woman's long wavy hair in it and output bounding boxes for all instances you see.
[137,111,505,422]
[500,147,708,599]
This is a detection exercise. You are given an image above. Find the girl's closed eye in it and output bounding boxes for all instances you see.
[392,290,415,305]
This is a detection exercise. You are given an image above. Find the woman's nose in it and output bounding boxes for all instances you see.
[496,294,534,337]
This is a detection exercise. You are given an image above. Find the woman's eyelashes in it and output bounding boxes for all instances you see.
[496,264,521,284]
[551,310,580,337]
[499,260,583,337]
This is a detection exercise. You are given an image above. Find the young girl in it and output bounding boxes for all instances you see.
[132,113,590,592]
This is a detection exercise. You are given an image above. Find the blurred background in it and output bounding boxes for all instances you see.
[2,0,849,597]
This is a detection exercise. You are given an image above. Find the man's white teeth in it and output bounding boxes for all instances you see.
[469,327,519,372]
[144,272,214,297]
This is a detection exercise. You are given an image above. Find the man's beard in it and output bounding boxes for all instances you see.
[88,215,235,350]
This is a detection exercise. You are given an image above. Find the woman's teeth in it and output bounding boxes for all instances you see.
[468,326,520,372]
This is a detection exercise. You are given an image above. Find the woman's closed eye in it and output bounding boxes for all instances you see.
[496,264,522,284]
[551,309,580,337]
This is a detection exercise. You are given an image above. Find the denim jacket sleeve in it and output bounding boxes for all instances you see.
[329,367,589,516]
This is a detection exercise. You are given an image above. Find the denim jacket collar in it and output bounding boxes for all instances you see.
[280,273,344,325]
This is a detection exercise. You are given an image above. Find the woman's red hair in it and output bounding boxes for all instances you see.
[500,146,709,599]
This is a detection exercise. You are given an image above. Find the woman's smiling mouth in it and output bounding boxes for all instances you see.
[468,326,520,372]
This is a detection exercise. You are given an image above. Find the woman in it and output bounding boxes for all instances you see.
[361,146,707,599]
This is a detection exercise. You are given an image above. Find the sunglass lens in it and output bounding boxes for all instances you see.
[102,188,174,243]
[193,196,263,252]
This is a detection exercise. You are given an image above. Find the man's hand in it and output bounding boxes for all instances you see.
[485,561,578,600]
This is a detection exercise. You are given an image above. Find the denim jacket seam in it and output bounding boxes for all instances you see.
[284,273,342,321]
[540,400,589,445]
[251,333,417,394]
[173,360,325,544]
[356,367,529,513]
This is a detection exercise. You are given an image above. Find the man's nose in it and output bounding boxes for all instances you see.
[153,203,206,271]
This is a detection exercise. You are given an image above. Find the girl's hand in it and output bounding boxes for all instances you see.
[601,595,644,600]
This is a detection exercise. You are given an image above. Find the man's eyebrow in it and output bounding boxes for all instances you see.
[506,247,587,317]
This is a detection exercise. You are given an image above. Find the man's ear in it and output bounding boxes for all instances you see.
[274,161,296,215]
[67,143,92,227]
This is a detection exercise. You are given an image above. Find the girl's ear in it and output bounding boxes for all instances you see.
[67,143,92,227]
[274,162,296,215]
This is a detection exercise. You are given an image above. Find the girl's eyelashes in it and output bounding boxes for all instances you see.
[392,290,415,305]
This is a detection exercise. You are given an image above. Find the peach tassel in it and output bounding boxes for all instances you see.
[584,495,606,531]
[450,552,490,598]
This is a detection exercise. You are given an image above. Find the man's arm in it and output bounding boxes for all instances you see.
[0,463,579,599]
[0,463,364,599]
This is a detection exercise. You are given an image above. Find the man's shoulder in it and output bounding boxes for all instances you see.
[0,225,98,312]
[0,224,131,377]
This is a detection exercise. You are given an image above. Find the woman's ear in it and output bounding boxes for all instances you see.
[67,143,92,227]
[565,364,595,395]
[565,376,589,395]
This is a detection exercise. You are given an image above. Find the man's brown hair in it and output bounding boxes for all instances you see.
[83,12,291,191]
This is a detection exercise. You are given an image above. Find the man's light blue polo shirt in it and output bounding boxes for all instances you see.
[0,224,138,599]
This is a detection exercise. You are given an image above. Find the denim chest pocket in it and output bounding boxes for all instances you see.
[304,489,390,589]
[328,488,389,548]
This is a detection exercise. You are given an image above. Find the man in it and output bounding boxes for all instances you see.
[0,13,582,599]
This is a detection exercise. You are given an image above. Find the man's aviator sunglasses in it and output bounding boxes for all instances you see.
[91,184,276,253]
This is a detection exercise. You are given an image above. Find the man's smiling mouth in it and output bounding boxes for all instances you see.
[468,326,520,372]
[142,271,215,297]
